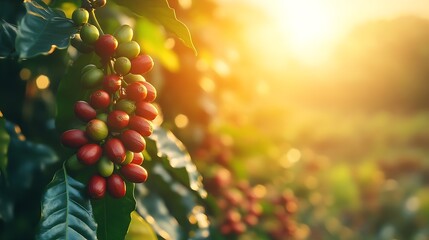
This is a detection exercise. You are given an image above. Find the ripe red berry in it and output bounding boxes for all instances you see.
[103,74,121,93]
[103,138,126,164]
[86,119,109,142]
[74,101,96,122]
[87,175,106,199]
[120,130,146,152]
[135,102,158,120]
[94,34,118,59]
[89,90,110,109]
[61,129,89,148]
[107,110,129,131]
[131,152,144,165]
[77,143,103,165]
[128,115,153,137]
[120,164,148,183]
[107,174,126,198]
[130,55,154,75]
[125,82,147,102]
[141,81,157,102]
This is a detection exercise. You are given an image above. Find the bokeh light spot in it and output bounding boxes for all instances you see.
[175,114,189,128]
[35,75,50,90]
[20,68,31,81]
[199,76,216,93]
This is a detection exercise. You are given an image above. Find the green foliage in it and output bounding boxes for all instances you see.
[55,53,99,133]
[113,0,197,54]
[141,127,209,240]
[0,115,10,176]
[0,21,17,58]
[125,211,158,240]
[92,182,136,240]
[37,166,98,240]
[16,0,77,59]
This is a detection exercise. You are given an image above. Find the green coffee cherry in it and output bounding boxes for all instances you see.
[114,57,131,76]
[114,25,133,43]
[81,68,104,88]
[97,156,114,177]
[80,24,100,45]
[116,41,140,59]
[72,8,89,26]
[123,73,145,84]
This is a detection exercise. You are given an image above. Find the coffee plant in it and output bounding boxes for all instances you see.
[0,0,209,239]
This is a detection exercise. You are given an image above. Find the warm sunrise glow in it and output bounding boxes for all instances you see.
[272,1,337,65]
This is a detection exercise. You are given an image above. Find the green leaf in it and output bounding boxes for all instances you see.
[0,20,18,59]
[92,182,136,240]
[16,0,77,59]
[55,53,99,133]
[125,211,158,240]
[135,17,179,72]
[114,0,197,54]
[37,166,98,240]
[149,126,207,198]
[0,114,10,176]
[141,127,210,239]
[135,184,180,240]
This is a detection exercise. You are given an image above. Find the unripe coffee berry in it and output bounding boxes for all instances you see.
[120,130,146,153]
[86,119,108,142]
[61,129,89,148]
[107,110,129,131]
[104,138,126,164]
[123,73,145,84]
[88,175,106,199]
[107,174,126,198]
[97,156,114,177]
[114,25,133,43]
[77,143,102,165]
[72,8,89,26]
[80,24,99,45]
[114,57,131,76]
[90,90,110,109]
[116,41,140,59]
[81,68,104,88]
[74,101,96,122]
[114,99,136,115]
[122,151,134,165]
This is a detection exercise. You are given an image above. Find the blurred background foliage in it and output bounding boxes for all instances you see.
[1,0,429,239]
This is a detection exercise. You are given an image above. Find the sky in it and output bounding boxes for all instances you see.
[220,0,429,65]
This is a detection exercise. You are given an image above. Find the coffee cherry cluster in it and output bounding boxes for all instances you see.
[268,192,298,239]
[63,8,158,199]
[203,167,263,236]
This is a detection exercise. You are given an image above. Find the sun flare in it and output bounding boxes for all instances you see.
[271,1,338,65]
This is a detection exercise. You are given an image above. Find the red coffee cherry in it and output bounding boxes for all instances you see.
[74,101,96,122]
[86,119,108,142]
[131,152,144,165]
[87,175,106,199]
[103,138,126,164]
[125,82,147,102]
[89,90,110,109]
[120,130,146,152]
[120,164,148,183]
[60,129,89,148]
[135,102,158,120]
[107,174,126,198]
[94,34,118,59]
[130,55,154,75]
[141,81,157,102]
[107,110,129,131]
[77,143,102,165]
[103,74,121,93]
[128,115,153,137]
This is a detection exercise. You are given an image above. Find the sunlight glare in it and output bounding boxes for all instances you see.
[272,0,337,65]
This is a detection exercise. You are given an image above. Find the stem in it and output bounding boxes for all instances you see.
[89,9,104,35]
